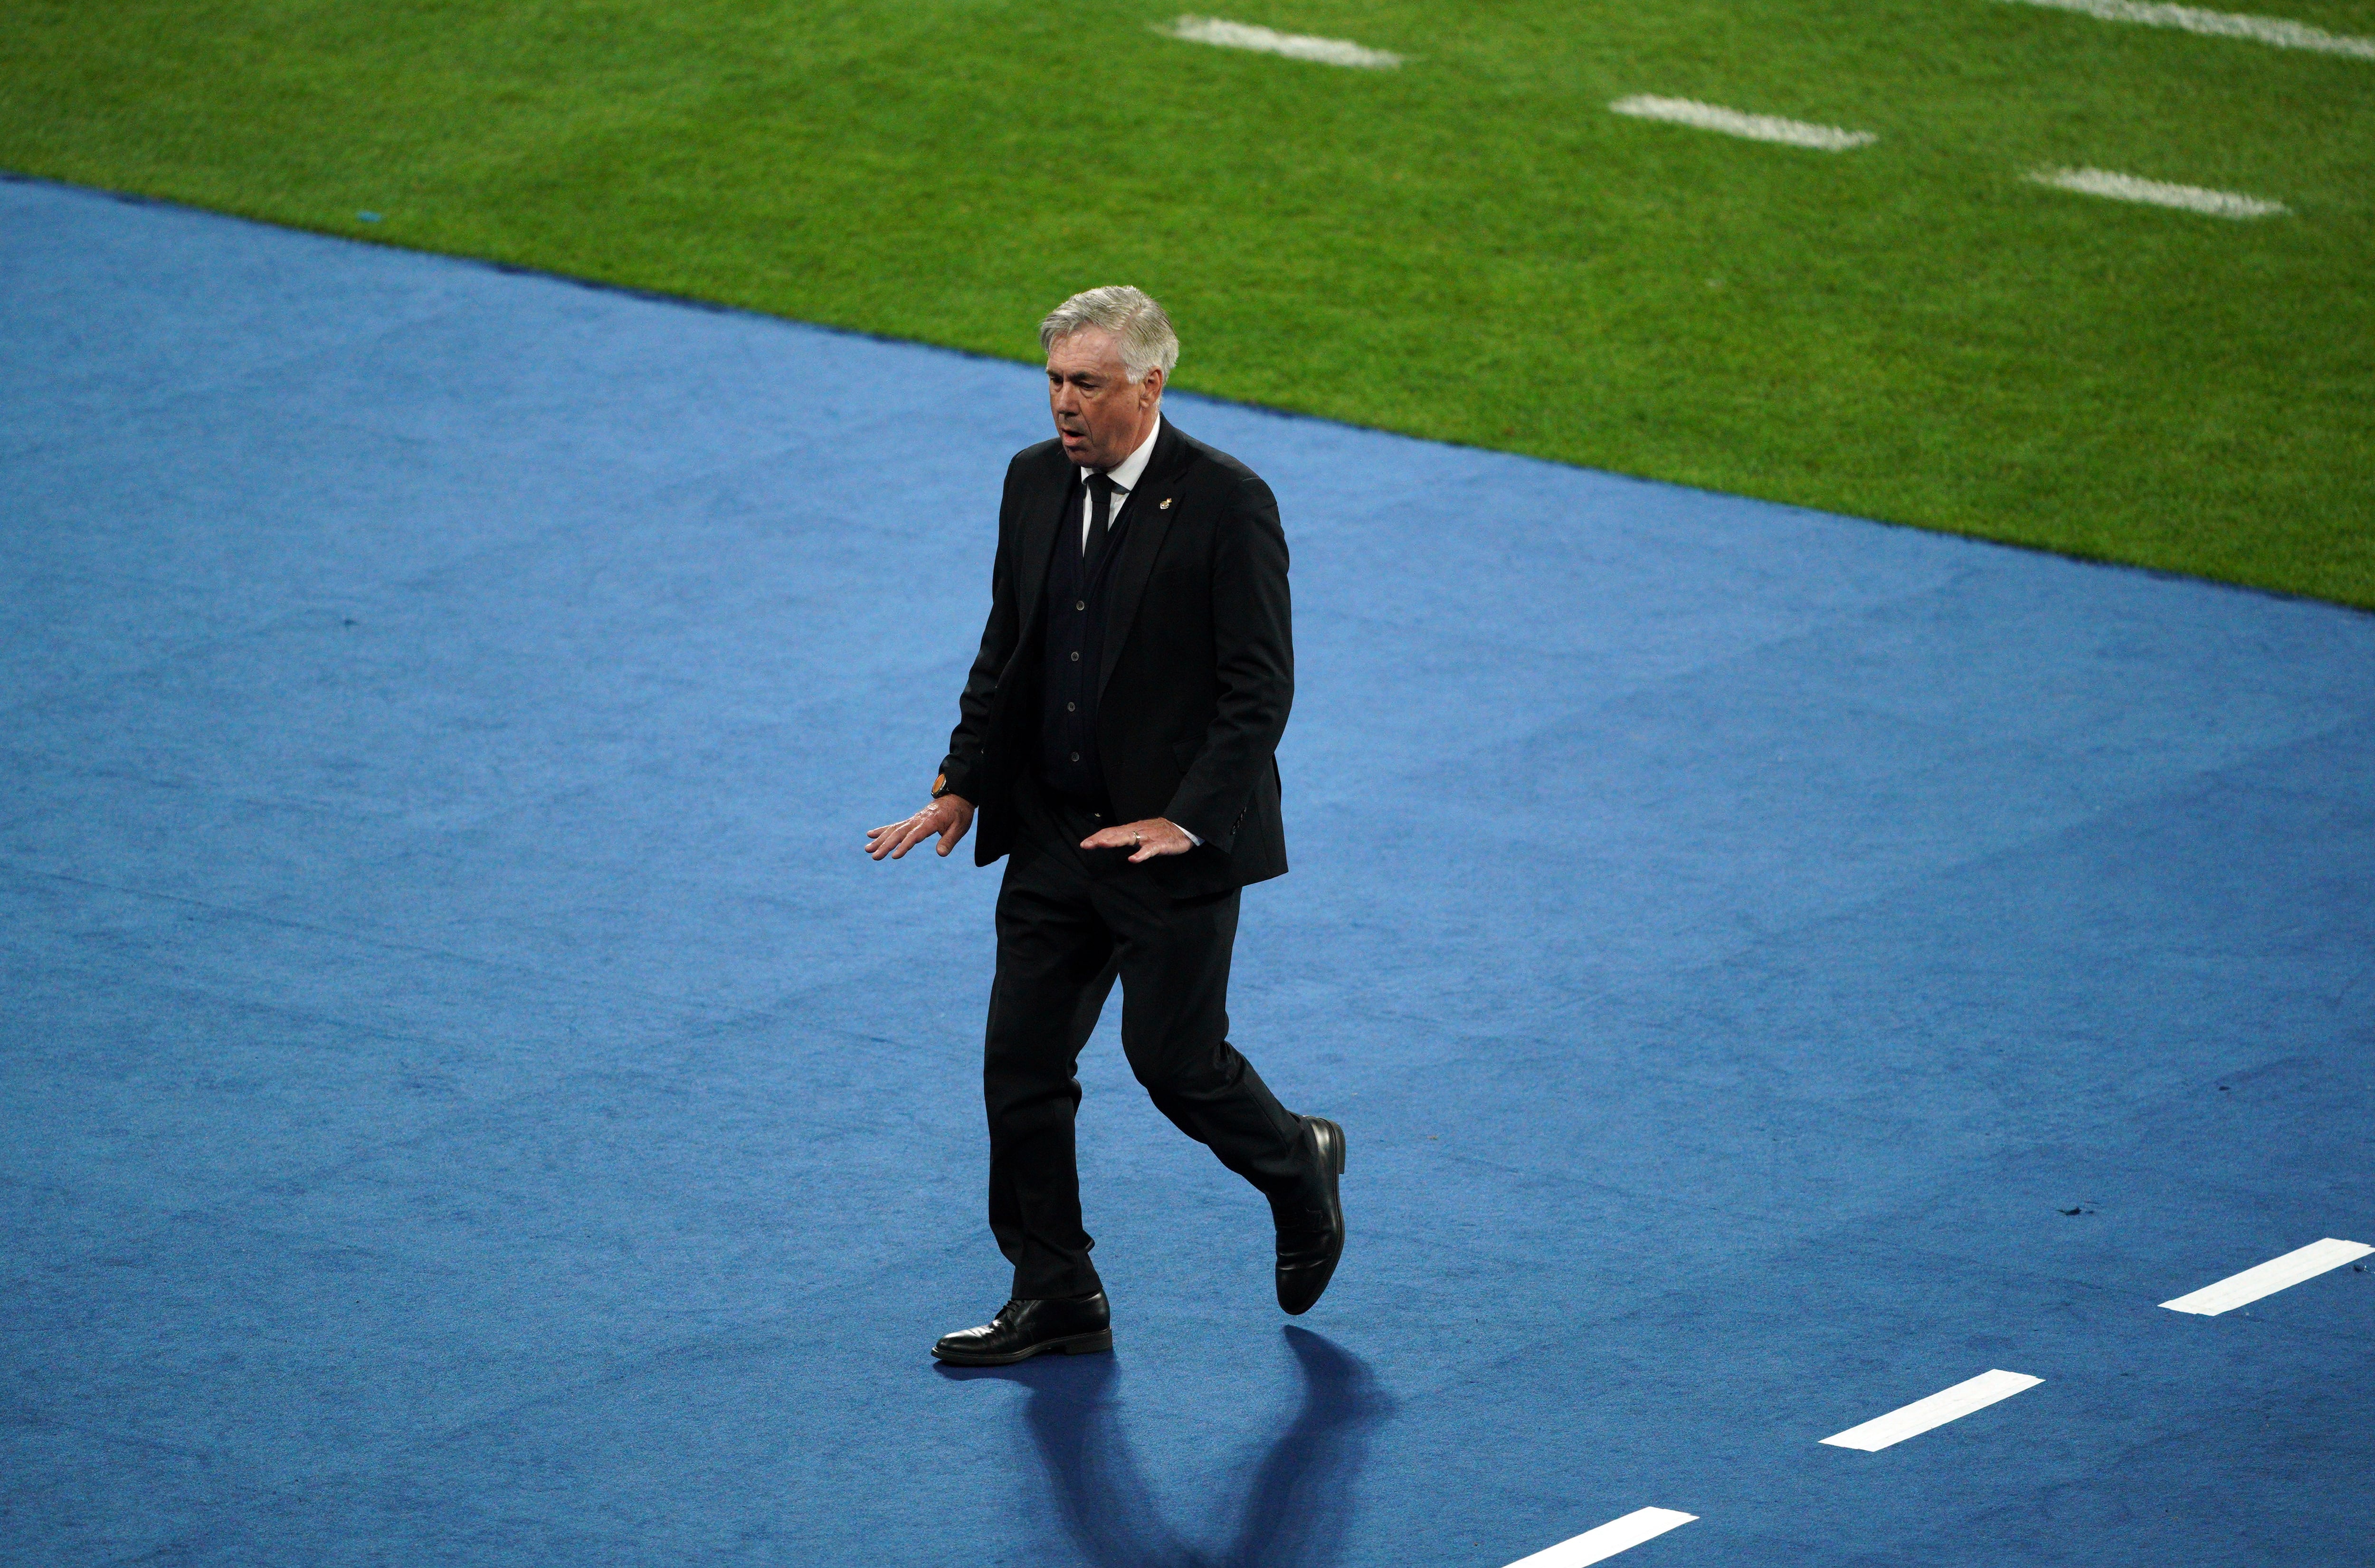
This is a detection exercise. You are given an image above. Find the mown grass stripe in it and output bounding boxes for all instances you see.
[1998,0,2375,59]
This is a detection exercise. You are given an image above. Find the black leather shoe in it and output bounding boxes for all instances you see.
[1274,1115,1347,1315]
[931,1292,1113,1365]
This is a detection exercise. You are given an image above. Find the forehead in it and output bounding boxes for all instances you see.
[1045,328,1125,376]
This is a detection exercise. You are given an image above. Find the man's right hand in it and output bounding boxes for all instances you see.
[865,793,975,861]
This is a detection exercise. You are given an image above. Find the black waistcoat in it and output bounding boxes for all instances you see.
[1036,481,1131,807]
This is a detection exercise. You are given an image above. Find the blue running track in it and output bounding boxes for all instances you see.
[3,175,2372,1567]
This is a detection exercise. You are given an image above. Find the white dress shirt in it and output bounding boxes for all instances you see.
[1078,416,1162,549]
[1078,416,1198,845]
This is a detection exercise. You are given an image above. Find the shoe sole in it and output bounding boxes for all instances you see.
[930,1329,1113,1366]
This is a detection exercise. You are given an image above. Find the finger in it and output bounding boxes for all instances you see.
[887,815,939,859]
[937,822,961,855]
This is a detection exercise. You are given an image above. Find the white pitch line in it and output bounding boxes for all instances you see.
[1820,1369,2042,1452]
[1158,15,1403,68]
[2028,166,2288,218]
[2162,1237,2375,1315]
[1996,0,2375,59]
[1502,1508,1698,1568]
[1609,96,1876,152]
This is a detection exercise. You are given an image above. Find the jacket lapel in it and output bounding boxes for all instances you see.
[1096,420,1193,699]
[1013,458,1073,637]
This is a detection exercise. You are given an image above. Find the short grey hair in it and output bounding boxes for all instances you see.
[1039,285,1179,386]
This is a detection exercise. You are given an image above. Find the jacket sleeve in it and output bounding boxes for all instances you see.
[936,463,1025,803]
[1163,474,1292,851]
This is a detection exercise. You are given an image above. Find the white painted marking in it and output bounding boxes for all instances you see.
[2027,166,2288,217]
[1502,1508,1697,1568]
[1997,0,2375,59]
[1608,96,1876,152]
[1820,1369,2042,1452]
[1159,15,1403,68]
[2162,1237,2375,1315]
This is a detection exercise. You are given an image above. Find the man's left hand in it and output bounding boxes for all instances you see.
[1081,817,1196,863]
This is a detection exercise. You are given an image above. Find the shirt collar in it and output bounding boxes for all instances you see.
[1084,415,1162,493]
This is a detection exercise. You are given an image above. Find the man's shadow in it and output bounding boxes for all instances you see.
[937,1327,1392,1568]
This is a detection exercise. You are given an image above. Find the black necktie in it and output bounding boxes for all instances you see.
[1085,471,1116,566]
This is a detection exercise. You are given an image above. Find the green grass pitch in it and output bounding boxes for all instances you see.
[5,0,2370,605]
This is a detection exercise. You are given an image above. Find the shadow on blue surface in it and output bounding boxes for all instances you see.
[940,1328,1390,1568]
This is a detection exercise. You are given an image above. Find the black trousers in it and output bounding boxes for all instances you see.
[984,781,1307,1299]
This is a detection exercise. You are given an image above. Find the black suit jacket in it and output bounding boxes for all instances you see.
[938,420,1292,893]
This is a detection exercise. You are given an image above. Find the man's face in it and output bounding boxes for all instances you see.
[1046,328,1163,470]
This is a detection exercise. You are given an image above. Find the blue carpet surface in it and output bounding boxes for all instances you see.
[3,174,2371,1568]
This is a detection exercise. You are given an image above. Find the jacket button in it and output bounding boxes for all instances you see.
[1066,702,1075,712]
[1070,752,1080,762]
[1070,651,1080,662]
[1076,599,1086,611]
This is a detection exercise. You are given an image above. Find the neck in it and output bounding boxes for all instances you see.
[1099,409,1159,470]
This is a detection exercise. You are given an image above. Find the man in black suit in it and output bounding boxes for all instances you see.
[866,285,1346,1365]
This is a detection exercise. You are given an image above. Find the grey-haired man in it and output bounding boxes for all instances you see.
[867,285,1345,1363]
